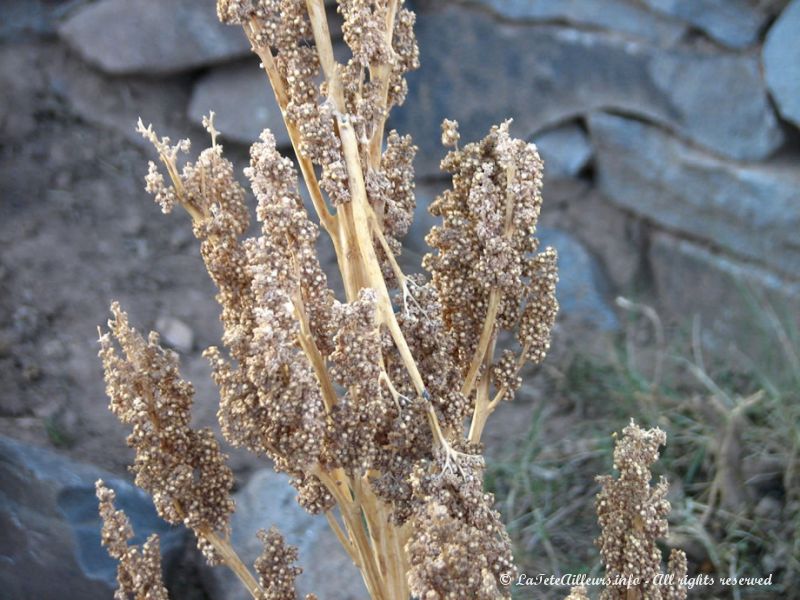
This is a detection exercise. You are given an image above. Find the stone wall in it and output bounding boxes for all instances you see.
[393,0,800,341]
[4,0,799,339]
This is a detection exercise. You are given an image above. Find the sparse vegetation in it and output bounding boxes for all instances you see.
[489,297,799,598]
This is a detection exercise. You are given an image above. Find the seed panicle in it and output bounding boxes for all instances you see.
[95,2,687,599]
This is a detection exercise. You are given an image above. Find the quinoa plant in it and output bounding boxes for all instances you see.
[95,2,686,599]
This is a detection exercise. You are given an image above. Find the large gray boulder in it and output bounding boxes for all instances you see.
[188,60,291,147]
[0,44,48,142]
[0,0,86,40]
[58,0,250,75]
[763,0,800,128]
[206,469,363,600]
[46,45,192,150]
[649,232,800,340]
[0,435,186,600]
[538,228,619,332]
[391,5,782,174]
[640,0,767,48]
[468,0,687,43]
[589,113,800,279]
[533,123,593,180]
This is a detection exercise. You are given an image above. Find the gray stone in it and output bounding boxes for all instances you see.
[640,0,767,48]
[46,47,193,150]
[539,228,619,332]
[0,435,186,599]
[646,49,781,158]
[649,232,800,341]
[541,179,643,290]
[763,0,800,127]
[58,0,250,75]
[207,469,363,600]
[155,316,194,352]
[533,123,592,179]
[0,0,86,40]
[469,0,687,44]
[188,60,291,147]
[0,44,48,141]
[392,6,782,173]
[589,113,800,279]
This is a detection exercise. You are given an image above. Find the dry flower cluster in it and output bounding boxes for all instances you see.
[591,422,687,600]
[96,1,687,599]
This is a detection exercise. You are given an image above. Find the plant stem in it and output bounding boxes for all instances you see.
[367,0,400,170]
[461,289,500,397]
[468,336,496,443]
[204,530,264,599]
[469,340,530,444]
[244,20,336,235]
[315,468,388,600]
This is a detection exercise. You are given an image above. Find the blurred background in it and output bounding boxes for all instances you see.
[1,0,798,598]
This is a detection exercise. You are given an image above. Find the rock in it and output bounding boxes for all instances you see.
[649,231,800,341]
[646,49,781,158]
[469,0,687,44]
[533,123,592,179]
[206,469,362,600]
[541,179,644,289]
[0,44,47,141]
[392,6,782,174]
[640,0,767,48]
[188,60,290,147]
[763,0,800,128]
[589,113,800,279]
[538,228,619,332]
[58,0,250,75]
[754,495,782,520]
[119,211,144,236]
[0,0,86,40]
[156,316,194,352]
[0,435,186,599]
[46,46,193,150]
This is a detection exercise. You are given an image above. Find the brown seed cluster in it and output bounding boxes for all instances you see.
[564,586,591,600]
[337,0,419,131]
[96,481,170,600]
[424,120,558,390]
[98,304,235,563]
[138,120,335,513]
[407,452,515,599]
[441,118,460,149]
[395,275,471,433]
[340,0,391,67]
[595,422,688,600]
[327,289,390,473]
[407,502,503,599]
[370,130,417,281]
[517,246,558,365]
[254,527,310,600]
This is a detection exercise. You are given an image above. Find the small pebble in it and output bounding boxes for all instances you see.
[155,316,194,352]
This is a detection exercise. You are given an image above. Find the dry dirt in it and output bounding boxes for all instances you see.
[0,42,262,476]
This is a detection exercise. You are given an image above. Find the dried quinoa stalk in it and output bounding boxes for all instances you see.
[594,422,688,600]
[93,2,685,600]
[96,481,170,600]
